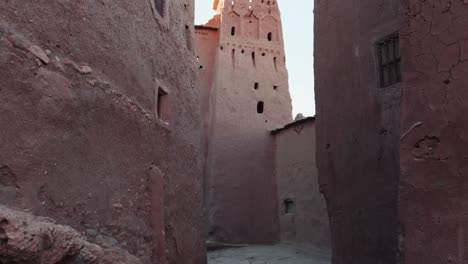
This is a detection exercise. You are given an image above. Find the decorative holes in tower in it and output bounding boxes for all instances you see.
[376,32,401,88]
[251,52,256,67]
[231,26,236,36]
[254,82,259,90]
[267,32,272,41]
[273,57,277,71]
[257,101,264,114]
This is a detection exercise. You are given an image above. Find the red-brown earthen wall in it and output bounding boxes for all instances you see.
[0,1,205,263]
[272,118,330,249]
[399,1,468,263]
[314,0,400,263]
[196,0,293,244]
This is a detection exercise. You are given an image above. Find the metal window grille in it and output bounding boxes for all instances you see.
[377,33,401,88]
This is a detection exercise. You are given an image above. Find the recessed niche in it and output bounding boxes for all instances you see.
[284,199,295,214]
[254,82,259,90]
[267,32,272,41]
[231,26,236,36]
[257,101,264,114]
[157,87,169,123]
[251,52,256,67]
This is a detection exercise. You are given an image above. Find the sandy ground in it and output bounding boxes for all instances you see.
[207,244,331,264]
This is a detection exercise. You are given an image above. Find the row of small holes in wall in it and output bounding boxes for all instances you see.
[230,0,276,5]
[230,26,274,42]
[254,82,278,91]
[222,47,278,69]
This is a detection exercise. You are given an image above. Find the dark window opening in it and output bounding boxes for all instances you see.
[254,82,259,90]
[273,85,278,90]
[231,26,236,36]
[257,101,264,114]
[377,33,401,88]
[273,57,277,71]
[284,199,295,214]
[231,49,235,66]
[252,52,256,67]
[267,32,272,41]
[262,52,266,56]
[154,0,165,17]
[157,87,169,123]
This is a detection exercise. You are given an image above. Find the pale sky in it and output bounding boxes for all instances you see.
[194,0,315,117]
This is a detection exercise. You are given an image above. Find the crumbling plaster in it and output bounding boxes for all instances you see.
[399,0,468,263]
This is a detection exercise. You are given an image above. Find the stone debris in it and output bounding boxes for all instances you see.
[28,45,50,64]
[0,206,143,264]
[63,58,93,74]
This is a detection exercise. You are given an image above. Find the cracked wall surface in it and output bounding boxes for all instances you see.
[399,0,468,263]
[314,0,400,263]
[0,1,205,264]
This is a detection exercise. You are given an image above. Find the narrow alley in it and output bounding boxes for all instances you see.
[208,245,330,264]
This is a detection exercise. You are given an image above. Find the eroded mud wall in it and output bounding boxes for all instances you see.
[399,1,468,263]
[0,1,205,263]
[273,119,330,249]
[198,0,292,244]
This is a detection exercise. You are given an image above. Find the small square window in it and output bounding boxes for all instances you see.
[284,199,295,214]
[157,87,169,123]
[376,33,401,88]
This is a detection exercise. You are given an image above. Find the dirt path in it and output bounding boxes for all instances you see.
[207,244,331,264]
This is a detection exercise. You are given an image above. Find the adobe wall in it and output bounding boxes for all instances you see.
[399,1,468,263]
[272,118,330,249]
[314,0,400,263]
[196,0,292,243]
[0,1,205,264]
[195,25,219,214]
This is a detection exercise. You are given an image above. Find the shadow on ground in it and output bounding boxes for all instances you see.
[207,244,331,264]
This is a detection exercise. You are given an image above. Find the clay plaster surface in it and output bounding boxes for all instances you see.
[196,0,292,244]
[0,1,205,263]
[314,0,400,263]
[399,1,468,263]
[273,119,330,248]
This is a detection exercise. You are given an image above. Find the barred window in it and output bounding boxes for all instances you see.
[377,33,401,88]
[155,0,166,17]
